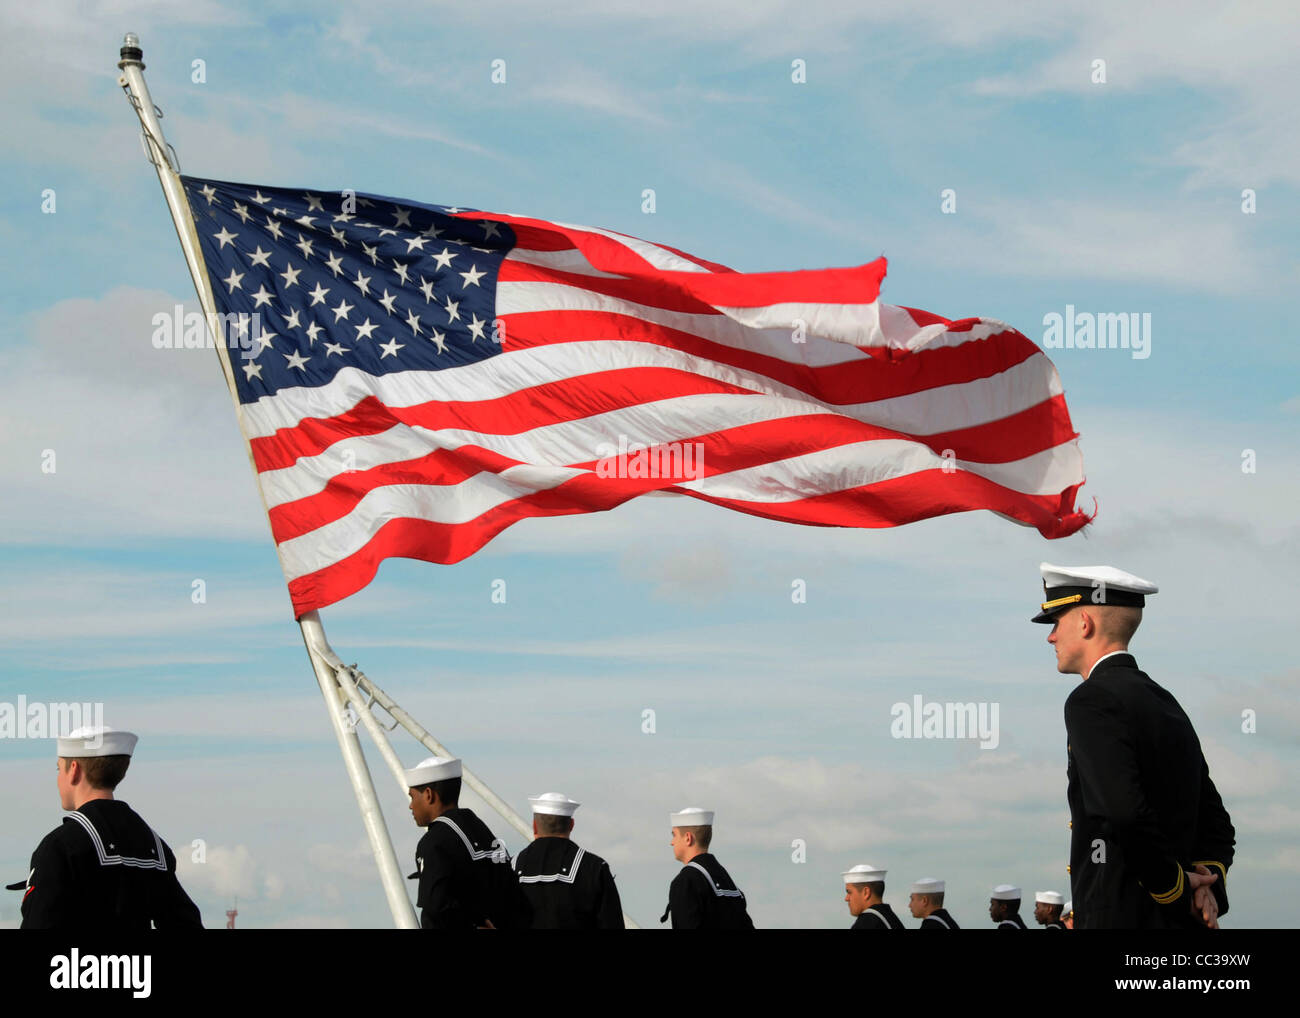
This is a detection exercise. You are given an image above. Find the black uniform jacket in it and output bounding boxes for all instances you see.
[1066,653,1235,929]
[20,800,202,930]
[996,913,1027,929]
[851,902,905,929]
[1043,920,1067,930]
[661,853,755,929]
[415,808,531,930]
[514,837,624,929]
[920,908,959,929]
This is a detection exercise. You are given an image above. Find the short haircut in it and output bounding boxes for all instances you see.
[864,880,885,898]
[929,892,944,907]
[1095,604,1142,645]
[63,755,131,791]
[1044,903,1063,919]
[414,776,461,807]
[681,824,712,851]
[1000,898,1021,913]
[535,813,573,836]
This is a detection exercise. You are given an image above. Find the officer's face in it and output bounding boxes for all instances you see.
[908,893,925,917]
[408,787,434,826]
[1047,608,1083,674]
[844,884,867,915]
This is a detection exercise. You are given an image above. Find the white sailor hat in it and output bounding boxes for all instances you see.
[56,726,137,758]
[991,884,1021,900]
[1064,900,1073,915]
[670,807,714,827]
[528,792,581,817]
[910,877,944,895]
[1032,562,1158,623]
[1035,890,1064,905]
[404,755,461,787]
[842,864,887,884]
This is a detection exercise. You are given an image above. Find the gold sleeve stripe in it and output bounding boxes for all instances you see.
[1150,867,1185,904]
[1041,594,1084,611]
[1193,860,1227,881]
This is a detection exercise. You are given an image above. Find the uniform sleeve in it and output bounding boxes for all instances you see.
[1065,683,1191,914]
[153,841,204,929]
[595,862,624,930]
[668,869,705,929]
[19,834,74,929]
[417,830,470,930]
[1191,752,1235,918]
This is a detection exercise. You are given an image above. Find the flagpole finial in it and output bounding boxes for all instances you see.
[119,33,143,70]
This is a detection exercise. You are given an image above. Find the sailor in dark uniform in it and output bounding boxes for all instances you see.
[1062,900,1074,929]
[20,726,202,930]
[513,792,624,929]
[908,877,960,929]
[406,755,530,930]
[990,884,1027,929]
[843,863,905,929]
[1034,890,1067,929]
[661,807,754,929]
[1033,563,1235,929]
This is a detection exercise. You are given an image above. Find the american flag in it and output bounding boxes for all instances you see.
[181,176,1091,618]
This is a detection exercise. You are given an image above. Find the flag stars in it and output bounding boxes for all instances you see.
[428,329,448,354]
[404,235,428,254]
[378,289,398,314]
[459,264,485,289]
[444,297,461,323]
[248,246,272,268]
[251,330,277,356]
[304,193,325,212]
[250,284,275,309]
[242,361,263,380]
[295,233,315,260]
[283,307,302,330]
[331,298,355,323]
[352,270,373,296]
[481,220,502,240]
[232,202,252,224]
[467,314,487,342]
[363,242,380,266]
[324,341,347,357]
[392,207,412,228]
[392,260,411,285]
[405,309,423,336]
[430,248,455,270]
[417,277,436,304]
[213,226,238,249]
[284,349,310,371]
[354,318,379,341]
[308,282,330,306]
[251,190,271,204]
[333,211,354,224]
[330,225,348,247]
[265,217,284,241]
[295,215,316,229]
[280,262,302,288]
[325,252,346,277]
[379,337,405,358]
[199,183,217,204]
[305,321,324,344]
[420,221,443,239]
[222,268,245,292]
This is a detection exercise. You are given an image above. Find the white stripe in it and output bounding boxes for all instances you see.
[432,816,509,863]
[276,436,1081,581]
[863,906,897,928]
[926,913,952,929]
[548,221,710,273]
[687,861,744,897]
[505,246,627,280]
[516,847,585,885]
[67,811,168,870]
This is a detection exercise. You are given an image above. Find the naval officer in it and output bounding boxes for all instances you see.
[1034,890,1066,929]
[908,877,960,929]
[990,884,1027,929]
[661,807,754,929]
[406,755,530,929]
[513,792,624,929]
[843,863,905,929]
[1034,563,1236,928]
[20,726,202,929]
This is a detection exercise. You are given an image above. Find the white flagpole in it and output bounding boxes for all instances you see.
[117,33,418,929]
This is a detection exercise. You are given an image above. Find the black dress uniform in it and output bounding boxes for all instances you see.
[662,854,754,929]
[514,838,624,929]
[1043,919,1066,930]
[20,800,202,930]
[851,903,905,929]
[415,808,530,929]
[920,908,959,929]
[1065,653,1235,929]
[996,913,1027,929]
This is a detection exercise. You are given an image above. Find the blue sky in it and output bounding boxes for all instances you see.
[1,0,1296,929]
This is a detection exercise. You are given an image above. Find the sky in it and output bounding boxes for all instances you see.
[0,0,1296,930]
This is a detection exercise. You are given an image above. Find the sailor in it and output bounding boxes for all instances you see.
[908,877,960,929]
[1034,562,1235,929]
[513,792,624,929]
[843,863,905,929]
[20,726,202,929]
[661,807,754,929]
[1063,900,1074,930]
[1034,890,1066,929]
[990,884,1027,928]
[406,755,530,929]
